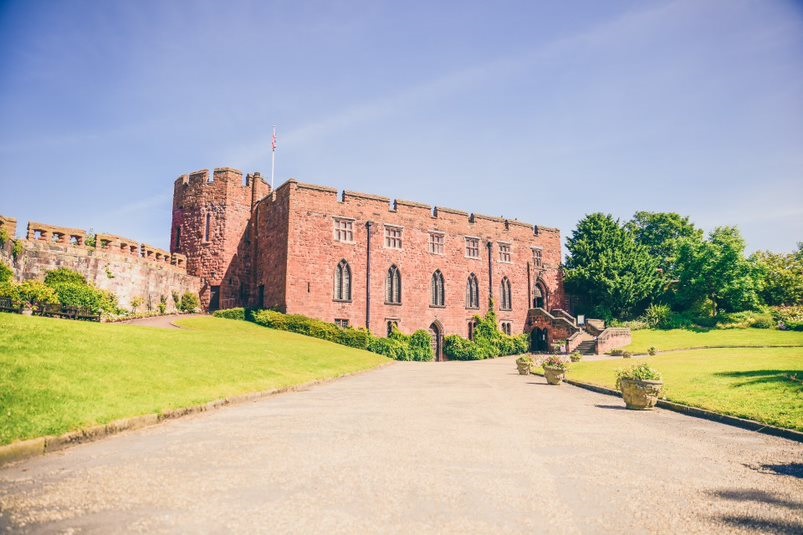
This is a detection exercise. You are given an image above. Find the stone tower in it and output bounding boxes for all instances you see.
[170,167,270,309]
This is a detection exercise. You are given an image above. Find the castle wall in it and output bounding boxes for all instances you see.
[262,180,565,338]
[0,219,201,312]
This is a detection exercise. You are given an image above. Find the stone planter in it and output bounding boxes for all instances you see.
[516,363,531,375]
[543,366,565,385]
[620,378,663,410]
[21,307,33,317]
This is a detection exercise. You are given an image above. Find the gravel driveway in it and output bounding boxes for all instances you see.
[1,356,801,533]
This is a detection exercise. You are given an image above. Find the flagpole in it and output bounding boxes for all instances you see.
[270,125,276,190]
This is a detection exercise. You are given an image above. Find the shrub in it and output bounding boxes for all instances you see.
[50,282,102,313]
[622,351,632,358]
[367,336,409,360]
[717,310,775,329]
[130,296,144,311]
[179,292,200,313]
[643,303,672,329]
[0,281,22,307]
[443,309,528,360]
[615,363,663,390]
[11,240,24,261]
[213,308,247,321]
[0,261,12,283]
[0,227,8,248]
[648,346,657,356]
[44,268,87,286]
[609,349,624,356]
[569,351,582,362]
[18,280,59,308]
[158,302,167,314]
[172,291,180,306]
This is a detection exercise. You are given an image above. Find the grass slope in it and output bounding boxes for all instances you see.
[625,328,803,354]
[0,314,388,445]
[570,347,803,431]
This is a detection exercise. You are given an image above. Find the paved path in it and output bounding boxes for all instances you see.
[116,313,206,329]
[1,357,801,534]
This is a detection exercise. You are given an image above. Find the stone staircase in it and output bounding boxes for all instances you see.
[525,307,632,355]
[574,339,597,355]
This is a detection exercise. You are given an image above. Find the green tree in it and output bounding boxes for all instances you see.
[626,211,703,279]
[750,244,803,306]
[564,213,662,319]
[672,226,759,315]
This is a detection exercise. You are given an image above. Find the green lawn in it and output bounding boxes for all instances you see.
[625,328,803,354]
[569,347,803,431]
[0,314,388,445]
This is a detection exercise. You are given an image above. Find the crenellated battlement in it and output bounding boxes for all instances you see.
[10,220,188,272]
[0,216,17,240]
[269,178,555,237]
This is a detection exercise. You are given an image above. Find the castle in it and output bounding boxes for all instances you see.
[1,166,631,359]
[169,167,620,360]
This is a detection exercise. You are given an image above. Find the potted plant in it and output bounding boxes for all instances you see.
[616,363,664,410]
[515,355,534,375]
[541,355,568,385]
[569,351,582,362]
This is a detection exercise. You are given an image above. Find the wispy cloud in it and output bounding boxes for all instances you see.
[101,192,171,219]
[227,0,689,168]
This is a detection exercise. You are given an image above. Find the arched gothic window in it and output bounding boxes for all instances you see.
[466,273,479,309]
[334,260,352,301]
[431,270,445,307]
[386,265,401,304]
[500,277,512,311]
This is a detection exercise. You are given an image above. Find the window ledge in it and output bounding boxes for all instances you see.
[429,304,446,309]
[384,302,402,306]
[333,299,353,303]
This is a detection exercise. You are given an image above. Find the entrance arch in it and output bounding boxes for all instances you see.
[530,327,549,353]
[429,321,444,362]
[533,281,547,309]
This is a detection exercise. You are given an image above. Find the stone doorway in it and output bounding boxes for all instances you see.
[530,327,549,353]
[429,321,444,362]
[209,285,220,312]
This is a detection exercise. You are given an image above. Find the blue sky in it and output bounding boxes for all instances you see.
[0,0,801,254]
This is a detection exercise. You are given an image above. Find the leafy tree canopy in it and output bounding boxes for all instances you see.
[564,213,661,319]
[625,211,703,273]
[750,243,803,306]
[672,226,759,315]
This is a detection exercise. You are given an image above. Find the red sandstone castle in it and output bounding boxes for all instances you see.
[171,167,629,359]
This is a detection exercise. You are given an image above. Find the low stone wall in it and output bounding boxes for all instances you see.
[2,239,200,313]
[595,328,632,354]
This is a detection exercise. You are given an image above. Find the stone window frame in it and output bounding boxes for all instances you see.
[386,318,400,337]
[335,318,350,328]
[384,225,403,250]
[500,277,512,311]
[385,264,402,305]
[333,259,352,302]
[429,231,445,255]
[466,273,480,309]
[204,213,212,243]
[465,236,481,259]
[333,217,355,244]
[430,269,446,307]
[498,242,512,264]
[467,318,478,341]
[532,247,543,268]
[500,321,512,336]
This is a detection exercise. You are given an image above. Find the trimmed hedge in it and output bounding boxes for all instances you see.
[213,308,434,361]
[251,310,371,350]
[213,307,247,321]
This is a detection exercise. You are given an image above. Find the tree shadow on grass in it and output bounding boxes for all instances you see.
[713,370,803,389]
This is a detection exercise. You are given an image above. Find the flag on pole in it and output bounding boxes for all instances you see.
[272,127,277,152]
